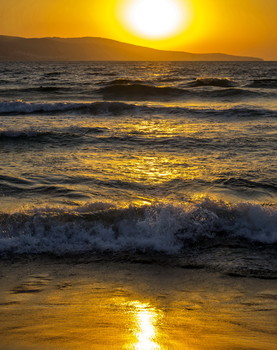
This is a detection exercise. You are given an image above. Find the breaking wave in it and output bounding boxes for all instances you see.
[187,77,236,88]
[0,101,138,115]
[0,101,276,119]
[99,83,184,98]
[98,83,267,100]
[0,200,276,256]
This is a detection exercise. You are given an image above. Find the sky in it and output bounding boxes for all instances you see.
[0,0,276,60]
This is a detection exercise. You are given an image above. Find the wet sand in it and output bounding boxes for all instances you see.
[0,258,276,350]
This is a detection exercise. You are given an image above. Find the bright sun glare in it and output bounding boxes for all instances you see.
[122,0,188,39]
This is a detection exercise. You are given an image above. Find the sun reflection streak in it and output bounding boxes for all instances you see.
[130,301,161,350]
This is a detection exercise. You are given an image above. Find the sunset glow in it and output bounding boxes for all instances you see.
[0,1,276,62]
[121,0,189,39]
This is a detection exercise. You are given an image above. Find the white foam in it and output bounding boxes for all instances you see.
[0,101,81,113]
[1,101,276,119]
[0,200,276,255]
[0,101,139,114]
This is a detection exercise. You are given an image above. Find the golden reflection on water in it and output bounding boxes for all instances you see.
[129,301,161,350]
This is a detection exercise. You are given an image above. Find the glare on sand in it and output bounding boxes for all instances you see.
[0,262,276,350]
[128,301,162,350]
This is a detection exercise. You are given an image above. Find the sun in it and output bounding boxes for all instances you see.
[121,0,189,40]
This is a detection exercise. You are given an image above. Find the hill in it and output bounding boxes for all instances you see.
[0,36,263,61]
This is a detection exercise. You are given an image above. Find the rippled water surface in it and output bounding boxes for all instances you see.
[0,61,276,273]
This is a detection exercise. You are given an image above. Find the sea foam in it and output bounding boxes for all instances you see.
[0,200,276,255]
[0,101,276,118]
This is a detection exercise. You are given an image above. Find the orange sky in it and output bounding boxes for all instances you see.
[0,0,276,60]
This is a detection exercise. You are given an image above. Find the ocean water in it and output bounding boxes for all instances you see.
[0,61,276,277]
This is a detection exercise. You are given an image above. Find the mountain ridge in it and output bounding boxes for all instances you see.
[0,35,263,61]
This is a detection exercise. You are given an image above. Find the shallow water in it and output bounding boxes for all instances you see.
[0,260,276,350]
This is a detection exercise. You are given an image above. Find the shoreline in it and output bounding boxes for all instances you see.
[0,257,276,349]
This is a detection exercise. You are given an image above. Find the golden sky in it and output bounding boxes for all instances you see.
[0,0,276,60]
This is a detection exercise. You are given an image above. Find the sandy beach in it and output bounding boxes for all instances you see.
[0,257,276,350]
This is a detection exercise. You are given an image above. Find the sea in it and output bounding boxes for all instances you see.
[0,61,276,278]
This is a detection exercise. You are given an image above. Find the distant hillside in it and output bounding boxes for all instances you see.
[0,36,263,61]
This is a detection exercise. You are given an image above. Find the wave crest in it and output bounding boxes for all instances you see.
[99,84,184,98]
[98,83,266,100]
[0,101,275,119]
[0,200,276,255]
[0,101,138,115]
[188,77,236,88]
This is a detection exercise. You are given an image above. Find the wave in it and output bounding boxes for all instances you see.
[4,86,74,93]
[187,77,236,88]
[191,106,277,118]
[0,200,276,257]
[0,101,138,115]
[99,83,184,98]
[213,177,277,193]
[42,72,63,78]
[205,88,260,98]
[0,183,89,200]
[0,101,276,119]
[107,79,144,85]
[0,126,110,149]
[157,178,277,194]
[98,83,267,100]
[1,176,276,201]
[248,79,277,89]
[1,126,275,151]
[0,126,107,140]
